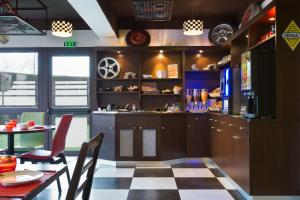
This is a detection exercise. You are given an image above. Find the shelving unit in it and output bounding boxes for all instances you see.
[228,3,276,117]
[96,47,228,110]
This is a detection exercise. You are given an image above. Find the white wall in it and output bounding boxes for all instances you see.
[0,29,212,48]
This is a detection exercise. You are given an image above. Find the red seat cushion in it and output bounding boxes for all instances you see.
[20,150,52,160]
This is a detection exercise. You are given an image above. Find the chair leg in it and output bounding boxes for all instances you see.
[56,177,62,194]
[20,158,25,164]
[59,153,68,164]
[65,166,71,184]
[58,153,71,184]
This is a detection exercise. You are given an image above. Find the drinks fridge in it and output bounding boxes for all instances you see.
[240,48,276,118]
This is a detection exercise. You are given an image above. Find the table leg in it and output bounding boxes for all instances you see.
[7,134,14,155]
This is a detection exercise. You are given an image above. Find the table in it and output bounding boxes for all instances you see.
[0,126,56,155]
[0,163,68,200]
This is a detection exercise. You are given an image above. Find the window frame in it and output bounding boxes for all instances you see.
[47,48,94,154]
[0,48,44,113]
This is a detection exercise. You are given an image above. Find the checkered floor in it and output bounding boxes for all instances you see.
[35,159,246,200]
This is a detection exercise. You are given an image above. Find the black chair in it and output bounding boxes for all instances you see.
[65,133,104,200]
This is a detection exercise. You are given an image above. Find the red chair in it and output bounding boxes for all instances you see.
[20,114,73,193]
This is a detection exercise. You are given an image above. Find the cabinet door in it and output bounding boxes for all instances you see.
[210,115,223,165]
[115,116,139,161]
[187,114,210,157]
[91,115,115,160]
[137,116,161,160]
[235,120,250,193]
[161,115,186,160]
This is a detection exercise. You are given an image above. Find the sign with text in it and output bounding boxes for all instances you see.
[282,20,300,51]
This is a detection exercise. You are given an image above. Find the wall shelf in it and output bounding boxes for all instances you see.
[96,47,227,109]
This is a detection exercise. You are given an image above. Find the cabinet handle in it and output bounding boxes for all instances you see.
[161,126,166,130]
[228,124,234,127]
[209,118,213,121]
[240,126,247,130]
[216,129,222,132]
[139,126,143,130]
[187,124,191,128]
[210,126,215,129]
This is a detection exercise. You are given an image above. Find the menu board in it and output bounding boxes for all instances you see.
[241,51,252,91]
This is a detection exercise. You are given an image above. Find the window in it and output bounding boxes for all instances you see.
[53,114,90,151]
[52,56,90,108]
[0,53,38,107]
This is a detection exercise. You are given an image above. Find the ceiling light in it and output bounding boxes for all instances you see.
[269,17,276,21]
[52,21,73,38]
[159,50,164,54]
[183,19,204,36]
[117,51,121,54]
[198,50,204,53]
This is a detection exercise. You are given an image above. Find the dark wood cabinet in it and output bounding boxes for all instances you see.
[115,115,161,161]
[160,114,186,160]
[209,113,250,193]
[186,113,210,157]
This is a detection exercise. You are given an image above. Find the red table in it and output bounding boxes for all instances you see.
[0,126,56,155]
[0,164,68,200]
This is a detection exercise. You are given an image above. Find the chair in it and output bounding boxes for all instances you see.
[15,112,45,151]
[20,114,73,192]
[65,133,104,200]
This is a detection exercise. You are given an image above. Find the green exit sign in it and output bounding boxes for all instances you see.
[64,41,77,47]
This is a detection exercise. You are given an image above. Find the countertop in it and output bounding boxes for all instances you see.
[92,111,208,115]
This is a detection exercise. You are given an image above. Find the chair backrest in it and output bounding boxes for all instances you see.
[66,133,104,200]
[51,114,73,157]
[19,112,45,147]
[21,112,45,125]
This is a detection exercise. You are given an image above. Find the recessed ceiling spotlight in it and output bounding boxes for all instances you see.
[117,51,121,54]
[198,50,204,54]
[159,50,164,54]
[269,17,276,21]
[245,35,249,38]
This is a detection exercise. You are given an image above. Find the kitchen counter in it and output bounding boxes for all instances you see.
[92,110,205,115]
[91,111,210,161]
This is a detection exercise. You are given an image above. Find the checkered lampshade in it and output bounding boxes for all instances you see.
[51,20,73,37]
[183,19,204,36]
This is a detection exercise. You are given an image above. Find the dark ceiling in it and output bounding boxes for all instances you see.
[99,0,255,31]
[16,0,89,29]
[11,0,257,32]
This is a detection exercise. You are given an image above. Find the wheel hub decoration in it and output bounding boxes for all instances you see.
[97,57,120,79]
[210,24,234,45]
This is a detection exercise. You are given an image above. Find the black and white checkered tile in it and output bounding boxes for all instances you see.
[36,159,246,200]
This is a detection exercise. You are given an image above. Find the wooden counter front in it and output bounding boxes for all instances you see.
[92,111,210,161]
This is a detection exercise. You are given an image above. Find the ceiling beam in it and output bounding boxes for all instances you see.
[67,0,117,38]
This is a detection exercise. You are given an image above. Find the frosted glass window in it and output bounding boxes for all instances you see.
[120,129,133,157]
[52,56,90,107]
[142,129,156,157]
[0,53,38,107]
[53,115,89,151]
